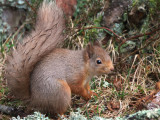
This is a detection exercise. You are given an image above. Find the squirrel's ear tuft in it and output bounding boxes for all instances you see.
[85,42,94,59]
[93,41,101,47]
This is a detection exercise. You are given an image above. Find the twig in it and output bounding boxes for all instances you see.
[118,26,160,54]
[119,33,160,64]
[126,27,160,41]
[83,26,121,39]
[3,20,31,47]
[65,26,122,44]
[25,0,36,13]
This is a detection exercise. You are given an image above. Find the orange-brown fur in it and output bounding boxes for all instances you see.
[58,80,71,95]
[5,0,114,115]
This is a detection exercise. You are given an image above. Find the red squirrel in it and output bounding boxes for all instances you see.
[5,0,114,115]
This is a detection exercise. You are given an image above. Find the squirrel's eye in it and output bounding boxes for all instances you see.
[96,60,102,64]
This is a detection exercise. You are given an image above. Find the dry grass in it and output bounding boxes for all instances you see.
[66,38,160,118]
[63,18,160,118]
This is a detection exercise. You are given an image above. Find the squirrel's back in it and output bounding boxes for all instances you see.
[30,49,85,114]
[5,0,65,99]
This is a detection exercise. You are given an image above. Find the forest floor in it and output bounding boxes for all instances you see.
[0,0,160,119]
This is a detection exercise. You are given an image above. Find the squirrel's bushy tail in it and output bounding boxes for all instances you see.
[5,0,65,99]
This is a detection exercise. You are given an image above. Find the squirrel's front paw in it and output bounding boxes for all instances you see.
[83,90,97,101]
[83,94,92,101]
[90,91,98,97]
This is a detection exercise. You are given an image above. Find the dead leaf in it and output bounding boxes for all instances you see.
[147,91,160,109]
[136,94,155,108]
[107,101,120,111]
[113,77,123,91]
[135,81,160,110]
[56,0,77,16]
[0,92,2,99]
[110,101,120,109]
[155,81,160,91]
[107,102,114,112]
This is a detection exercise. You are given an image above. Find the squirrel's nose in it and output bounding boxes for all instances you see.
[110,67,114,71]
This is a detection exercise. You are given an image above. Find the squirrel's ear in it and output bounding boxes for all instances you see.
[93,41,101,47]
[85,42,94,59]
